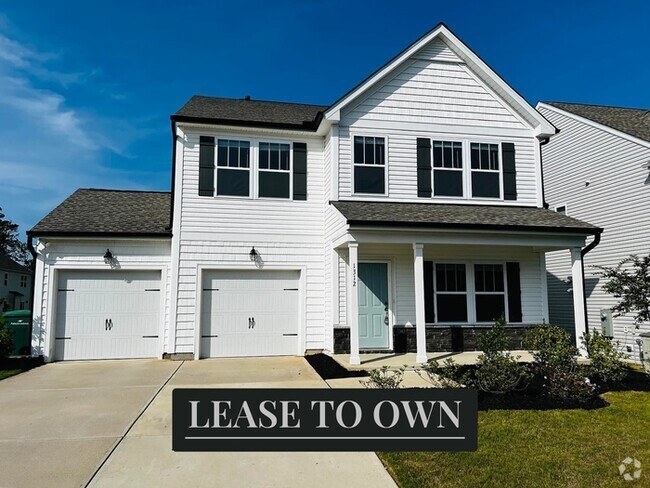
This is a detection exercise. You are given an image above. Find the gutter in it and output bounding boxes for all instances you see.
[580,230,602,333]
[26,236,37,358]
[168,118,176,232]
[539,136,552,209]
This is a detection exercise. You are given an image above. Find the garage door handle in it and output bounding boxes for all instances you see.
[108,319,113,331]
[248,317,255,329]
[105,319,109,331]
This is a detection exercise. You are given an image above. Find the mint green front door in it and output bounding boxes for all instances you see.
[358,263,389,349]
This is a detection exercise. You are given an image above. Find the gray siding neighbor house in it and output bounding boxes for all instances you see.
[538,101,650,362]
[0,254,31,311]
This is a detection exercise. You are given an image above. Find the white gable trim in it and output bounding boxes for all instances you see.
[537,102,650,150]
[325,24,556,138]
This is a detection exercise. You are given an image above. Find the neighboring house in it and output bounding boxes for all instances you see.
[29,24,599,364]
[538,101,650,362]
[0,254,31,312]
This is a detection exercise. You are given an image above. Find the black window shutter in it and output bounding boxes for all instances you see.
[502,142,517,201]
[293,142,307,200]
[424,261,435,323]
[198,136,215,196]
[417,138,432,198]
[506,262,522,322]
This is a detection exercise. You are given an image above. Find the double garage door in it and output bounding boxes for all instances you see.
[55,270,161,360]
[200,270,300,358]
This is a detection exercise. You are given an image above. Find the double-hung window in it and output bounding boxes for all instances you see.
[474,264,506,322]
[20,275,27,288]
[353,136,386,194]
[470,143,500,198]
[216,139,250,197]
[435,264,468,322]
[259,142,291,198]
[433,141,463,197]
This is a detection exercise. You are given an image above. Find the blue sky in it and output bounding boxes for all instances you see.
[1,1,649,236]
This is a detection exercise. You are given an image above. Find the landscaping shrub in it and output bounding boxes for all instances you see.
[474,316,530,394]
[419,357,474,388]
[360,365,405,389]
[0,314,13,359]
[525,323,596,405]
[582,330,629,383]
[420,317,529,394]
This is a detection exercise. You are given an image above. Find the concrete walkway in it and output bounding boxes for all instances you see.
[0,357,395,487]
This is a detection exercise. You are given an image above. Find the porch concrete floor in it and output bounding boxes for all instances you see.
[332,350,535,370]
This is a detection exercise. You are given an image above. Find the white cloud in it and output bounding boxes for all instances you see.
[0,28,162,236]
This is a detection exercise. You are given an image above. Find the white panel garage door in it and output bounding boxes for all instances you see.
[201,270,300,358]
[55,270,161,360]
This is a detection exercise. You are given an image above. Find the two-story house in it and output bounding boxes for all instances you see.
[28,24,599,364]
[0,254,31,312]
[538,101,650,362]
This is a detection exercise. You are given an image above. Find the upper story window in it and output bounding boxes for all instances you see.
[20,275,27,288]
[555,205,567,215]
[217,140,250,197]
[353,136,386,195]
[198,137,307,201]
[433,141,463,197]
[3,273,7,286]
[470,143,500,198]
[259,142,291,199]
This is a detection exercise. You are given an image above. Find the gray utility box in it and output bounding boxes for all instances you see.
[600,308,614,337]
[640,333,650,373]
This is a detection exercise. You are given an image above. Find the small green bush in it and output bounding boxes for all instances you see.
[419,357,474,388]
[473,316,530,394]
[581,330,628,383]
[525,323,596,405]
[360,365,405,389]
[0,314,13,359]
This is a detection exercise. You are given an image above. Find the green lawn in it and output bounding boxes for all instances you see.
[379,391,650,487]
[0,368,21,381]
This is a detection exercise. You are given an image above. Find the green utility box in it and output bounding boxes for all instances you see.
[2,310,31,356]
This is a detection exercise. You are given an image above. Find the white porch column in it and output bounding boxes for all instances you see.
[347,242,360,365]
[570,247,587,355]
[413,243,428,364]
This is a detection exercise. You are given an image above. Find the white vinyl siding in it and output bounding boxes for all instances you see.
[540,105,650,361]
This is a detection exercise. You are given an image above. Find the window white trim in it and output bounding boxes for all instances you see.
[554,204,568,216]
[469,141,503,200]
[208,135,297,201]
[350,133,389,197]
[431,139,465,198]
[429,260,509,324]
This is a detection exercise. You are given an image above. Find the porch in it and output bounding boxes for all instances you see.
[331,350,535,371]
[329,201,602,365]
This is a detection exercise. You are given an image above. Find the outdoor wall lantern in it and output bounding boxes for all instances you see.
[249,247,258,261]
[103,248,113,264]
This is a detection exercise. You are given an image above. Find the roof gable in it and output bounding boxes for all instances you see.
[325,24,556,137]
[0,254,29,274]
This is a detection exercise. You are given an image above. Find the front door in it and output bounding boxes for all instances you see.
[358,262,389,349]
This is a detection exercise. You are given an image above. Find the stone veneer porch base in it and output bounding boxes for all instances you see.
[333,326,530,355]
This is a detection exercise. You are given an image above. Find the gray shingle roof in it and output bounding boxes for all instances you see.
[29,189,172,237]
[173,96,327,130]
[332,201,601,234]
[546,102,650,143]
[0,254,29,274]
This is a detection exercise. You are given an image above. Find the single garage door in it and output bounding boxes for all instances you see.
[54,270,162,360]
[201,270,300,358]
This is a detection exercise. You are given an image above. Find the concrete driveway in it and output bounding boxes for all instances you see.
[0,358,395,488]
